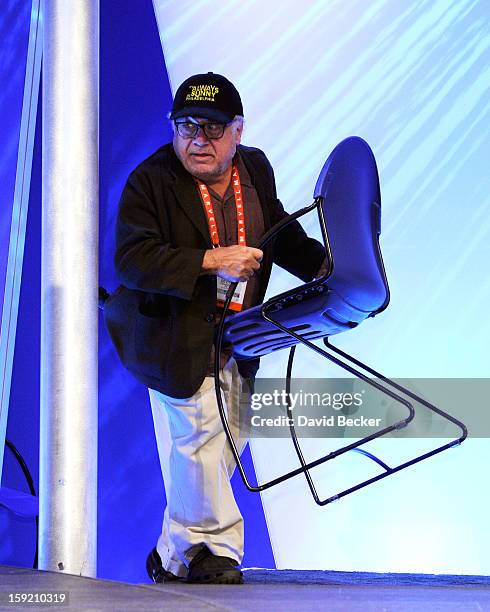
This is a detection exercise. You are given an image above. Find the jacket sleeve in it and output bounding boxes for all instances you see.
[115,168,205,300]
[264,159,327,282]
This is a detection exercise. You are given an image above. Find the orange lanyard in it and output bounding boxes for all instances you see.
[197,165,246,248]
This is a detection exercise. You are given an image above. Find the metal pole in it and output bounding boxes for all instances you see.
[40,0,99,576]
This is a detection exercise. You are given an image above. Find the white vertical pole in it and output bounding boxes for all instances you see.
[40,0,99,576]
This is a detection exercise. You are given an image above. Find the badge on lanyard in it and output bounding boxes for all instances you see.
[216,278,247,311]
[197,165,248,312]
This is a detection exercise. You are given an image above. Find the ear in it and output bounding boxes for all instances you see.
[235,120,243,144]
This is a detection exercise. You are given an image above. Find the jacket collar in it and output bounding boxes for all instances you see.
[234,152,253,188]
[167,146,212,247]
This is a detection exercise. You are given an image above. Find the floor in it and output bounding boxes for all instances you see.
[1,565,489,611]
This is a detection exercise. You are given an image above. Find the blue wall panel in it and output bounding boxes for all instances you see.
[0,90,41,569]
[98,0,174,583]
[97,0,274,581]
[0,0,40,568]
[0,0,31,311]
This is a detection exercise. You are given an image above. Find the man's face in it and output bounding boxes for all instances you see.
[172,117,243,184]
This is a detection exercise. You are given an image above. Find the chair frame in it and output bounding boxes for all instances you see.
[214,196,467,506]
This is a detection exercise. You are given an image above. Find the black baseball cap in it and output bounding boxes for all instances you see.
[170,72,243,123]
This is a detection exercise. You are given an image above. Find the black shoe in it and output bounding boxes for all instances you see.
[186,546,243,584]
[146,547,181,583]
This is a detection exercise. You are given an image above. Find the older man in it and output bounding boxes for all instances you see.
[106,72,326,584]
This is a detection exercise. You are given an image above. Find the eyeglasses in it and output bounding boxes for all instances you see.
[174,120,230,140]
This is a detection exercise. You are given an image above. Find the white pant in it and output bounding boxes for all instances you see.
[148,358,250,577]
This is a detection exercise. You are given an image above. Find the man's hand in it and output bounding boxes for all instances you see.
[202,246,263,282]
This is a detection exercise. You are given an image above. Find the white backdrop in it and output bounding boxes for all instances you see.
[154,0,490,574]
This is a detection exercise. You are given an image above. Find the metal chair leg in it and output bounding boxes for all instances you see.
[214,294,415,496]
[283,339,467,505]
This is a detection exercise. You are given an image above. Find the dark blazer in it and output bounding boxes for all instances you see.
[104,143,325,398]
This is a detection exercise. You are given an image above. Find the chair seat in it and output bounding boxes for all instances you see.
[224,282,373,360]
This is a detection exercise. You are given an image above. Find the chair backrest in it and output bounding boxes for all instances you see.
[223,136,390,360]
[314,136,389,315]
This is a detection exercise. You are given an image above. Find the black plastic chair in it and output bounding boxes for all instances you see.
[215,136,467,506]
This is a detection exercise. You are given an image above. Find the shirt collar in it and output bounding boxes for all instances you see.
[208,151,254,201]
